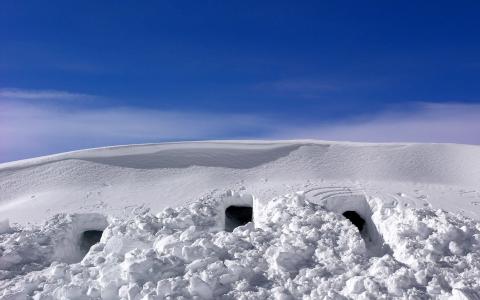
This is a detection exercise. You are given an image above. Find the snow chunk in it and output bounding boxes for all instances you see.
[188,276,213,299]
[1,192,480,299]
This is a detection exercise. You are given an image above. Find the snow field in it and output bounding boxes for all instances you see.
[2,141,480,225]
[1,191,479,299]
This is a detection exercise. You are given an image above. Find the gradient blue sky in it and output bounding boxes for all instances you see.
[1,1,480,162]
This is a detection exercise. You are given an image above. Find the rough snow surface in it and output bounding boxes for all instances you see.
[1,192,480,299]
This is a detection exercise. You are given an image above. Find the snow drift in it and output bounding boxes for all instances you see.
[1,140,480,224]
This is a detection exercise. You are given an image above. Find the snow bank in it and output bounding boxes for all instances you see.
[1,192,479,299]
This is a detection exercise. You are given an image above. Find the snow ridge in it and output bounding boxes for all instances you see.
[1,191,479,299]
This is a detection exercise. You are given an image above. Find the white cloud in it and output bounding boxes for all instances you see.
[254,78,380,99]
[0,100,275,162]
[0,88,97,101]
[276,102,480,144]
[254,79,338,99]
[1,88,479,162]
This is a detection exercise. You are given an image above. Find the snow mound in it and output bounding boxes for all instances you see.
[1,192,479,299]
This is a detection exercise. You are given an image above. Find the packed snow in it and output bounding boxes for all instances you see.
[1,140,480,299]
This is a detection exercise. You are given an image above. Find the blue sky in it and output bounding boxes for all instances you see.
[1,1,480,162]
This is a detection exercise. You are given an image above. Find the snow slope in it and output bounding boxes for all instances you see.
[1,140,480,299]
[1,140,480,224]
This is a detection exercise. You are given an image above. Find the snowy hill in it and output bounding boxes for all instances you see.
[1,140,480,224]
[1,140,480,299]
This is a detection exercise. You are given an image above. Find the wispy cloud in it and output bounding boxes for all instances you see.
[0,88,97,101]
[0,94,275,162]
[260,79,338,92]
[1,88,479,162]
[255,79,338,99]
[255,78,381,99]
[276,102,480,144]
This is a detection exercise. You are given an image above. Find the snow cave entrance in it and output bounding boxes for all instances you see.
[53,214,108,264]
[320,194,391,257]
[225,205,253,232]
[342,211,366,232]
[80,230,103,254]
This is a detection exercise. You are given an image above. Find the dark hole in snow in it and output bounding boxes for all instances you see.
[342,211,366,232]
[80,230,103,254]
[225,206,253,232]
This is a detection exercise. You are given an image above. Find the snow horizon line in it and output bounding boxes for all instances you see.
[1,87,480,162]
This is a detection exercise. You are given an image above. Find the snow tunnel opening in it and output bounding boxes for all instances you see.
[342,211,366,232]
[52,214,108,264]
[225,205,253,232]
[79,230,103,255]
[319,193,390,256]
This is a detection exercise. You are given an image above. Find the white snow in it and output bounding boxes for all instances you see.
[1,140,480,224]
[1,191,479,299]
[0,219,11,235]
[0,140,480,298]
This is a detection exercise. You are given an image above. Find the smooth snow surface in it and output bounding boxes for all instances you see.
[1,140,480,224]
[1,140,480,298]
